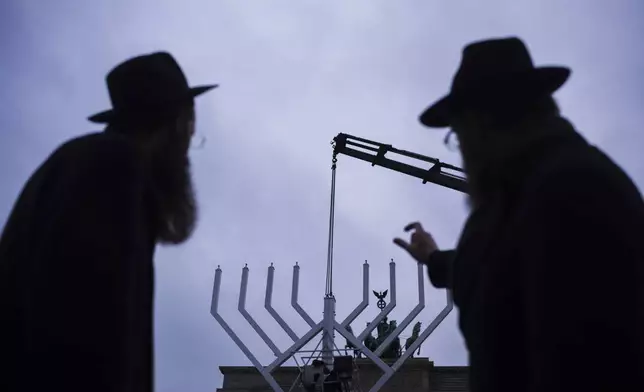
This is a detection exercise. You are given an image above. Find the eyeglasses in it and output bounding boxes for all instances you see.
[190,133,207,150]
[443,130,460,152]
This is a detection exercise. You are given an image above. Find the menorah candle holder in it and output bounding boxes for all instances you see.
[211,260,453,392]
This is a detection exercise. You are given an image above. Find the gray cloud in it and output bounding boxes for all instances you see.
[1,0,642,391]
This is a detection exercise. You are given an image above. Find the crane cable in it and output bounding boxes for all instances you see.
[325,143,338,297]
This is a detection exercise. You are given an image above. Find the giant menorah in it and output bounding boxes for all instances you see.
[211,135,461,392]
[210,260,453,392]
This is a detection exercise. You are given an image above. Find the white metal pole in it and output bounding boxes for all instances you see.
[266,264,299,342]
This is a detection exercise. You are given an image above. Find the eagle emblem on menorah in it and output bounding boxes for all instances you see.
[373,290,388,310]
[211,134,460,392]
[344,290,423,361]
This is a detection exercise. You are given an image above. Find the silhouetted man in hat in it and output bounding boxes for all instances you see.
[0,52,216,392]
[395,37,644,391]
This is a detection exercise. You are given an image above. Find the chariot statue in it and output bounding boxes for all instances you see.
[345,291,404,359]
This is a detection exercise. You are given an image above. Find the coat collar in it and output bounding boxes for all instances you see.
[491,116,587,192]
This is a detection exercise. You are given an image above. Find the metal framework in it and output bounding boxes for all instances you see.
[332,133,468,193]
[211,133,467,391]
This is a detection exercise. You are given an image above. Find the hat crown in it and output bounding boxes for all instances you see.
[88,52,217,124]
[451,37,536,93]
[419,37,570,128]
[105,52,191,114]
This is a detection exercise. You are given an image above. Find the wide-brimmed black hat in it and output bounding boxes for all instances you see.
[419,37,570,128]
[88,52,217,124]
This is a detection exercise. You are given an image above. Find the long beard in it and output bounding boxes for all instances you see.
[461,149,490,211]
[148,138,198,245]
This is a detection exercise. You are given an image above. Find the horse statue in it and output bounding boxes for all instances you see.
[363,331,378,357]
[376,317,389,342]
[380,319,401,359]
[405,321,422,357]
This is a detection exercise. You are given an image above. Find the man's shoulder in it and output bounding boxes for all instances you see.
[55,132,139,161]
[530,142,642,206]
[51,132,144,176]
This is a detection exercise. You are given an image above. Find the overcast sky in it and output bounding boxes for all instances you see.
[1,0,643,391]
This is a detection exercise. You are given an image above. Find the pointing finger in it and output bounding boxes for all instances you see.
[393,238,410,251]
[403,222,424,232]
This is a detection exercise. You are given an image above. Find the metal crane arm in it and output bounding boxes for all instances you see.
[332,133,469,194]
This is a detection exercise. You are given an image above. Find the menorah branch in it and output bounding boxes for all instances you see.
[265,264,299,342]
[368,290,454,392]
[374,262,425,356]
[291,263,317,328]
[334,322,393,375]
[358,260,397,341]
[266,322,324,373]
[210,267,284,392]
[341,260,369,328]
[238,265,282,356]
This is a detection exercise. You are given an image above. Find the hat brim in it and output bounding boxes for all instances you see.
[419,66,571,128]
[88,84,219,124]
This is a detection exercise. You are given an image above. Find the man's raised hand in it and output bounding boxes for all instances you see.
[393,222,439,265]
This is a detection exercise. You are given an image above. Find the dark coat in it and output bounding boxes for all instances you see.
[0,132,156,392]
[427,118,644,392]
